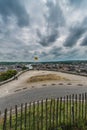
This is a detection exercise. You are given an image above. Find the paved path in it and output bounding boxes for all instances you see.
[0,84,87,112]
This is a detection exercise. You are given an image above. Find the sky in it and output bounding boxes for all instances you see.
[0,0,87,62]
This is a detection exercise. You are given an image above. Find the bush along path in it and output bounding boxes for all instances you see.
[0,93,87,130]
[0,70,17,82]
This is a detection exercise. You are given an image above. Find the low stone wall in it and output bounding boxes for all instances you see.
[39,68,87,77]
[60,70,87,77]
[0,69,29,86]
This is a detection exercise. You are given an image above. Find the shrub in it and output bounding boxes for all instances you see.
[22,66,28,70]
[0,70,17,82]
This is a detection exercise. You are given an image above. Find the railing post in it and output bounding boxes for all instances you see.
[49,99,52,130]
[10,107,12,130]
[20,104,23,130]
[33,102,35,130]
[0,111,1,122]
[85,93,87,120]
[41,100,43,130]
[28,102,31,130]
[82,93,84,119]
[72,94,74,125]
[46,99,48,130]
[37,101,39,130]
[67,95,68,125]
[56,98,59,128]
[25,103,27,130]
[15,105,17,130]
[72,106,74,125]
[75,94,77,123]
[59,97,61,125]
[53,99,55,129]
[3,108,7,130]
[79,94,81,120]
[69,95,71,126]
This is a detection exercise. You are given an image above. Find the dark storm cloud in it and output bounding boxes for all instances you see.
[41,51,48,57]
[66,49,79,58]
[37,0,65,46]
[64,25,86,47]
[49,46,62,56]
[82,17,87,28]
[37,29,58,46]
[80,37,87,46]
[64,16,87,47]
[69,0,82,6]
[0,0,29,27]
[40,46,62,59]
[45,0,64,27]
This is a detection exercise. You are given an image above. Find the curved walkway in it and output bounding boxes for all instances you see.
[0,85,87,112]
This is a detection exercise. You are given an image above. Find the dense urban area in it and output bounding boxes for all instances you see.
[0,61,87,82]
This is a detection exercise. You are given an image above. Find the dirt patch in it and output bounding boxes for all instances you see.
[23,87,27,90]
[27,74,69,83]
[59,83,63,85]
[14,89,21,92]
[67,83,72,85]
[42,84,47,86]
[51,83,56,85]
[77,84,83,86]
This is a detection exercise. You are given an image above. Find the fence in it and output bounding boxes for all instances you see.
[0,93,87,130]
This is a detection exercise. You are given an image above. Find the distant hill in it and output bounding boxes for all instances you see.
[0,60,87,65]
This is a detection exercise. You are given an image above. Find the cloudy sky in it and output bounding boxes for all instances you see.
[0,0,87,62]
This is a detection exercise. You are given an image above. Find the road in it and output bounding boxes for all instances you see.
[0,84,87,112]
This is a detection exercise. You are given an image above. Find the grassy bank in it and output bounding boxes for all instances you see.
[27,74,69,83]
